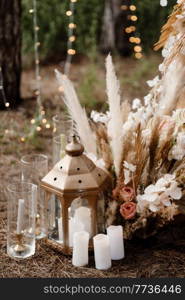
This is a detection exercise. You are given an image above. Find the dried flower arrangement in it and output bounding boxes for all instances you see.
[56,1,185,240]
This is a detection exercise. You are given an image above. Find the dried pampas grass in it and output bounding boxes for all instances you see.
[106,54,124,176]
[158,57,185,115]
[154,2,183,51]
[55,70,97,156]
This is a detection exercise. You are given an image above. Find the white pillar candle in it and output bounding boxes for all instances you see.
[72,231,89,267]
[16,199,25,234]
[58,217,84,247]
[93,234,112,270]
[58,217,63,242]
[69,218,84,247]
[74,207,91,237]
[107,225,125,260]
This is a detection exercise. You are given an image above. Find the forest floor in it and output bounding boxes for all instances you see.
[1,54,185,278]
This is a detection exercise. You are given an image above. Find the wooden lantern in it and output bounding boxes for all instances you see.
[41,135,111,255]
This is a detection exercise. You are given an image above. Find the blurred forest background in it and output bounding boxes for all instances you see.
[0,0,176,148]
[22,0,175,61]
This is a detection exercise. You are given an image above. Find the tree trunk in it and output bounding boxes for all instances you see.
[100,0,115,54]
[0,0,21,109]
[100,0,132,56]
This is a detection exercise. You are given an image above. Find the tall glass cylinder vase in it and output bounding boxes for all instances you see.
[7,182,37,259]
[52,114,72,164]
[50,115,72,239]
[21,154,48,239]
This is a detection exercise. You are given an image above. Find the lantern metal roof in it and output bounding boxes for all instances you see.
[41,135,110,194]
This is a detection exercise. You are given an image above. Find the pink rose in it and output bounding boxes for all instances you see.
[119,186,135,202]
[120,202,136,220]
[112,188,119,200]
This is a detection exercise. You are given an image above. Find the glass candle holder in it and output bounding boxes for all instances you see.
[21,154,48,239]
[51,116,72,234]
[52,115,73,165]
[52,114,72,138]
[7,182,37,259]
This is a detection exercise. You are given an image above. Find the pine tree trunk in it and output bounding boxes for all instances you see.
[100,0,132,56]
[100,0,115,54]
[0,0,21,109]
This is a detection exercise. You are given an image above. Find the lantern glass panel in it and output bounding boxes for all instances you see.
[97,191,105,233]
[48,196,61,242]
[69,197,92,243]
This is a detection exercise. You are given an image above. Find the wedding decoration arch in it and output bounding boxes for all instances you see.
[56,0,185,239]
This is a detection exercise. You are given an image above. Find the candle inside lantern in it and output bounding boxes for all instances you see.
[16,199,25,234]
[107,225,125,260]
[93,234,112,270]
[72,231,89,267]
[74,207,91,237]
[58,217,84,247]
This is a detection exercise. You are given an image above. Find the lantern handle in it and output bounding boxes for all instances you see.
[65,134,84,156]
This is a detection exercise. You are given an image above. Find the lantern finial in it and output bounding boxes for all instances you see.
[65,135,84,157]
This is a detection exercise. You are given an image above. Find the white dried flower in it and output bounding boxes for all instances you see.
[132,98,141,110]
[91,110,110,124]
[147,76,159,87]
[123,161,136,185]
[144,93,152,106]
[170,132,185,160]
[136,174,182,213]
[160,0,168,7]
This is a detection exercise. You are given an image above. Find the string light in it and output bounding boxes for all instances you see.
[122,1,143,59]
[121,5,128,10]
[45,123,51,129]
[36,126,41,132]
[66,10,73,16]
[68,23,76,29]
[134,45,142,53]
[69,35,76,42]
[129,5,136,11]
[67,49,76,55]
[42,118,47,124]
[135,53,143,59]
[64,0,78,75]
[130,15,138,22]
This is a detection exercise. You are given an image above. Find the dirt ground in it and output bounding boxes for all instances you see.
[1,55,185,278]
